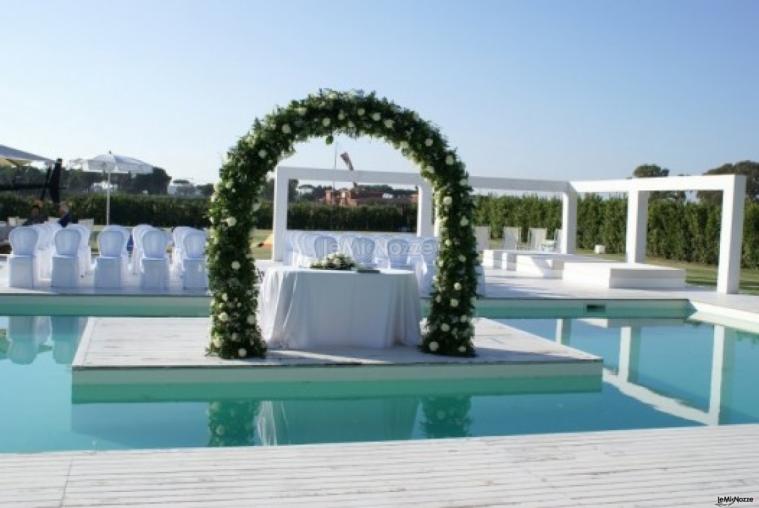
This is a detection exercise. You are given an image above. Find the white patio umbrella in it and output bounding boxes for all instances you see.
[0,144,53,168]
[69,152,155,225]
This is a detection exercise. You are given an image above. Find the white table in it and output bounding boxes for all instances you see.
[259,266,422,349]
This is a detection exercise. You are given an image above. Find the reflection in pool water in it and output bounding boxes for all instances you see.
[0,314,757,452]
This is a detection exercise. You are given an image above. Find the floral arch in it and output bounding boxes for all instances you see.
[207,90,478,359]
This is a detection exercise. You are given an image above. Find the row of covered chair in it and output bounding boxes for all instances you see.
[7,224,208,291]
[285,231,438,294]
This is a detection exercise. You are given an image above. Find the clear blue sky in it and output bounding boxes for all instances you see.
[1,0,757,185]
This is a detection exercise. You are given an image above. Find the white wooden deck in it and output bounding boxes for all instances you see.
[2,424,757,507]
[71,318,600,387]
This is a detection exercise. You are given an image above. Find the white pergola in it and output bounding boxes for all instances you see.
[271,166,746,294]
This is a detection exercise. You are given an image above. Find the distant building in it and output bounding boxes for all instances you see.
[322,186,418,207]
[168,179,200,197]
[91,181,118,193]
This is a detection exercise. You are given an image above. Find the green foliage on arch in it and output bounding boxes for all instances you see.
[207,90,478,359]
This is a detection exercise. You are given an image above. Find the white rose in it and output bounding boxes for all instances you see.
[322,117,331,127]
[296,107,307,116]
[442,196,452,206]
[338,111,346,120]
[458,345,467,353]
[247,314,255,324]
[231,332,238,341]
[383,119,394,128]
[221,292,228,301]
[218,312,229,322]
[435,295,442,303]
[458,255,466,262]
[238,348,247,357]
[459,178,468,186]
[460,315,468,322]
[399,141,409,149]
[231,261,241,270]
[460,217,469,226]
[424,138,433,147]
[470,297,477,304]
[212,337,222,348]
[445,239,452,247]
[225,216,237,227]
[357,108,365,116]
[347,120,356,128]
[225,180,233,189]
[445,155,455,165]
[450,298,459,308]
[441,323,450,332]
[371,112,381,121]
[258,149,267,159]
[454,282,462,291]
[281,124,291,134]
[428,341,439,352]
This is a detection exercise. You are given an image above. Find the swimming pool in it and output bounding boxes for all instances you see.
[0,307,757,453]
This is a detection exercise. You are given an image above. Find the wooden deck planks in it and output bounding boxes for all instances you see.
[1,425,757,507]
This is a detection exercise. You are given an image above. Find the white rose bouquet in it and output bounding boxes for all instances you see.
[310,252,357,271]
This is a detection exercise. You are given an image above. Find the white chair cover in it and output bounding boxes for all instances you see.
[140,229,170,290]
[94,230,129,289]
[68,224,92,274]
[130,224,154,274]
[181,230,208,290]
[51,229,82,288]
[172,226,195,271]
[350,237,376,268]
[313,235,337,260]
[31,224,53,280]
[386,238,411,269]
[416,238,437,295]
[8,227,40,288]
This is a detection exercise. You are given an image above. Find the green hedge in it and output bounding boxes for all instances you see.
[475,194,759,269]
[3,192,758,269]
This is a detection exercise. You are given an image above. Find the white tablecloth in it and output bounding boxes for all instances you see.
[259,266,421,349]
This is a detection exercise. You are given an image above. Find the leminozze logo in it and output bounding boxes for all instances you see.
[715,496,755,507]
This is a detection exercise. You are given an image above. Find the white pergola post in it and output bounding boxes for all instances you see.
[417,182,434,237]
[717,176,746,294]
[560,188,577,254]
[625,190,649,263]
[271,171,289,262]
[618,326,641,382]
[554,318,572,345]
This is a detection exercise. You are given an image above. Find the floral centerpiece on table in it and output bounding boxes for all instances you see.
[310,252,357,271]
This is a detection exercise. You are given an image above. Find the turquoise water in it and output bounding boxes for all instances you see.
[1,313,758,453]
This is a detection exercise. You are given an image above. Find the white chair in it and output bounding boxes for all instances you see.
[350,237,376,268]
[338,234,356,256]
[8,227,40,288]
[171,226,195,272]
[527,227,547,251]
[130,224,154,274]
[67,224,92,274]
[313,235,338,260]
[181,230,208,290]
[140,229,170,290]
[386,238,412,269]
[416,238,437,295]
[51,228,82,289]
[502,227,520,250]
[94,230,129,289]
[31,224,53,280]
[475,226,490,252]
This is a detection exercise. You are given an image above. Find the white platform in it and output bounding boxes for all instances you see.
[562,262,686,289]
[514,253,608,278]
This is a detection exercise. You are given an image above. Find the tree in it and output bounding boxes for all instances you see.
[698,161,759,204]
[631,164,685,202]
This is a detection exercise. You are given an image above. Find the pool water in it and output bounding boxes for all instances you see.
[0,314,757,453]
